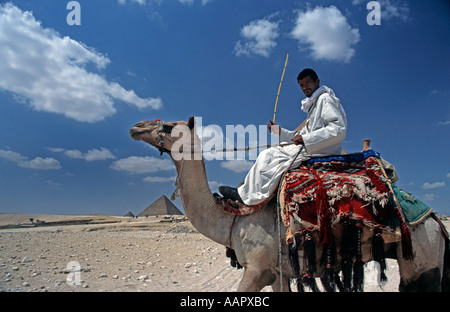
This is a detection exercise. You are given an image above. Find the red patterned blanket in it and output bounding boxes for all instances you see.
[279,152,401,247]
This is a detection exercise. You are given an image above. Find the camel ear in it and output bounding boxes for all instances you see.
[188,116,195,130]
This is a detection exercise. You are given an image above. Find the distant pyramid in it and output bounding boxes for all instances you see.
[137,195,183,217]
[124,211,135,218]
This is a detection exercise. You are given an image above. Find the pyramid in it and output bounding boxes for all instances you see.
[137,195,183,217]
[124,211,135,218]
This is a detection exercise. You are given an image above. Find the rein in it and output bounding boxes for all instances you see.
[156,119,295,155]
[203,142,295,154]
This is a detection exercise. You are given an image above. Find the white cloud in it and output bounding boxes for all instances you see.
[234,17,279,57]
[437,120,450,126]
[447,172,450,178]
[220,160,253,173]
[353,0,410,22]
[45,180,61,187]
[423,194,435,202]
[422,181,446,189]
[382,0,410,22]
[0,3,162,123]
[49,147,116,162]
[110,156,174,174]
[143,176,176,183]
[178,0,212,5]
[117,0,147,5]
[291,6,360,63]
[0,149,61,170]
[118,0,211,6]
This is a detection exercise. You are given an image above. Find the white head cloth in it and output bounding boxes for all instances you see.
[301,85,335,113]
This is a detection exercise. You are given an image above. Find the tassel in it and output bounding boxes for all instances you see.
[375,157,414,261]
[288,240,300,276]
[392,195,414,260]
[389,180,414,260]
[288,239,303,292]
[297,279,305,292]
[316,183,332,247]
[353,221,364,292]
[340,218,357,291]
[400,223,414,261]
[353,260,364,292]
[304,232,316,274]
[335,272,345,292]
[372,228,387,284]
[320,245,336,292]
[323,264,335,292]
[310,169,332,247]
[302,232,319,292]
[302,272,320,292]
[342,259,353,291]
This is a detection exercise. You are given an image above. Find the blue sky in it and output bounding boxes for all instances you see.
[0,0,449,216]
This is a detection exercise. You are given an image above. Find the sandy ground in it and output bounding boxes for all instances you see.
[0,213,448,292]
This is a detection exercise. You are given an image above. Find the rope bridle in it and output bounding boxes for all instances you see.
[155,119,170,156]
[155,119,295,156]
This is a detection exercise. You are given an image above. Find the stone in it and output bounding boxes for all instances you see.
[22,256,33,263]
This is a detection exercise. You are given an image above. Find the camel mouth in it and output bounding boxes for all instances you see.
[129,127,149,140]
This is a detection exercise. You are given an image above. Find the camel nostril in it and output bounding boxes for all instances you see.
[129,127,146,139]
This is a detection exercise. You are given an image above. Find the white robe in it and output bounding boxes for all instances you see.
[237,86,347,205]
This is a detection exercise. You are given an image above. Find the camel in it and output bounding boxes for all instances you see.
[130,116,450,292]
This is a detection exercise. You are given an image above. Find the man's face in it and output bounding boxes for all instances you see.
[298,76,320,98]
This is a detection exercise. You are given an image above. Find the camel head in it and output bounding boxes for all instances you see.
[130,116,196,157]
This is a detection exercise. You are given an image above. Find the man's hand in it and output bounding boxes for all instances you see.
[268,120,280,135]
[292,134,304,145]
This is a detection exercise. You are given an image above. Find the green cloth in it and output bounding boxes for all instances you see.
[392,186,432,225]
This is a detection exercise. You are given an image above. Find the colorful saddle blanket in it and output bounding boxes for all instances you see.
[218,149,432,252]
[279,150,426,247]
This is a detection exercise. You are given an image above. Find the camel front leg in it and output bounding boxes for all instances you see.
[237,268,276,292]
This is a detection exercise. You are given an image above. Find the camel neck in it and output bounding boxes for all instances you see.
[172,157,235,247]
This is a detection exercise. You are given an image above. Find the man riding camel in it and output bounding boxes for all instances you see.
[219,68,347,206]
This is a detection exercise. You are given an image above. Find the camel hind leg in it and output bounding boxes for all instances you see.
[397,216,446,291]
[440,228,450,292]
[441,239,450,292]
[430,213,450,292]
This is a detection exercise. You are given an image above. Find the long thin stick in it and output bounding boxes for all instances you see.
[273,53,289,123]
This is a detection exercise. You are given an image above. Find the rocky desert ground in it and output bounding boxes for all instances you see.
[0,213,448,293]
